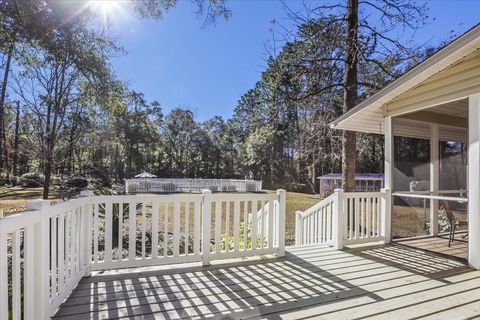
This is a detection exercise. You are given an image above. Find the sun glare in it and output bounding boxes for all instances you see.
[87,0,126,26]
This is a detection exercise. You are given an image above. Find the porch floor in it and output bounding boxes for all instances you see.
[395,232,468,262]
[53,244,480,320]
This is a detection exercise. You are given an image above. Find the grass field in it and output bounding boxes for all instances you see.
[282,190,320,245]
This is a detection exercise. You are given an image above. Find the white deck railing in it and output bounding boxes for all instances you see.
[295,192,336,246]
[0,189,285,320]
[125,178,262,193]
[295,189,389,248]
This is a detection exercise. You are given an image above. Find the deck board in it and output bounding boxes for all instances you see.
[395,233,468,261]
[53,244,479,319]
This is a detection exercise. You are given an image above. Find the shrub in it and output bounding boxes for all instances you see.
[19,172,44,187]
[83,165,112,188]
[51,175,63,186]
[89,173,112,189]
[214,221,265,251]
[63,175,88,189]
[0,169,8,185]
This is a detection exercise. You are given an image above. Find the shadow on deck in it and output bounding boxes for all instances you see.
[394,233,468,263]
[53,244,479,319]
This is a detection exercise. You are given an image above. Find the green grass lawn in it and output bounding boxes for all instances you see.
[283,191,320,245]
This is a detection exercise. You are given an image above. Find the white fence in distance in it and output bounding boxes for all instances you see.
[0,189,285,320]
[125,178,263,193]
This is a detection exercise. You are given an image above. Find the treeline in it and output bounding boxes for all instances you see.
[0,0,230,198]
[0,0,441,196]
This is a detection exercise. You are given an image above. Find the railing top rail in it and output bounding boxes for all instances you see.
[47,197,89,217]
[211,193,277,201]
[393,189,467,195]
[343,191,385,198]
[300,192,336,217]
[393,192,468,202]
[0,210,40,234]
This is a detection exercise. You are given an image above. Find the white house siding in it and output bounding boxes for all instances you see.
[385,50,480,117]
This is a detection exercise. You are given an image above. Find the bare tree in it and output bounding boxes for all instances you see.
[0,42,13,169]
[12,100,20,179]
[342,0,359,191]
[14,47,82,198]
[284,0,427,191]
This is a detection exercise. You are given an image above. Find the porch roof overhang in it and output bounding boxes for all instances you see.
[330,24,480,135]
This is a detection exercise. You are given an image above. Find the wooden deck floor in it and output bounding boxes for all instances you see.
[53,244,480,320]
[395,233,468,262]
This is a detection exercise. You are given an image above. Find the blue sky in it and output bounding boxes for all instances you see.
[108,0,480,121]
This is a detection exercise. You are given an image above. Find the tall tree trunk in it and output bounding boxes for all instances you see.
[0,42,14,170]
[43,100,53,199]
[311,162,316,193]
[114,143,119,182]
[341,0,358,192]
[12,101,20,180]
[43,147,53,199]
[67,133,75,174]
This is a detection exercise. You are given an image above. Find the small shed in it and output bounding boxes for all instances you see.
[318,173,384,199]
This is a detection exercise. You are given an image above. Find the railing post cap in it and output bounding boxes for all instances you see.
[80,189,95,197]
[26,199,50,210]
[276,189,286,194]
[334,188,343,193]
[202,189,212,195]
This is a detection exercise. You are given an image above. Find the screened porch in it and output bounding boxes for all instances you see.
[386,99,469,262]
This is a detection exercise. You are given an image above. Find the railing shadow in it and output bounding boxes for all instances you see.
[346,243,471,282]
[52,244,474,319]
[52,250,383,319]
[394,234,468,264]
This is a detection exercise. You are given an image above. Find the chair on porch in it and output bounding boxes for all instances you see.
[440,200,468,247]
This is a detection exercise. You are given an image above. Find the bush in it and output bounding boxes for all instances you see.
[89,175,111,189]
[56,175,88,200]
[83,165,112,188]
[19,172,44,187]
[63,176,88,189]
[51,175,63,186]
[0,169,8,185]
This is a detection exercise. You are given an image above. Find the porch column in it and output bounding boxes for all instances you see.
[383,116,394,243]
[384,117,394,190]
[430,124,439,236]
[469,94,480,269]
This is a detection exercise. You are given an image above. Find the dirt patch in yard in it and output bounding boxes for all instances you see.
[0,187,65,215]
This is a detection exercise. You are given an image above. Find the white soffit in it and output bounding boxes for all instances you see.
[331,24,480,134]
